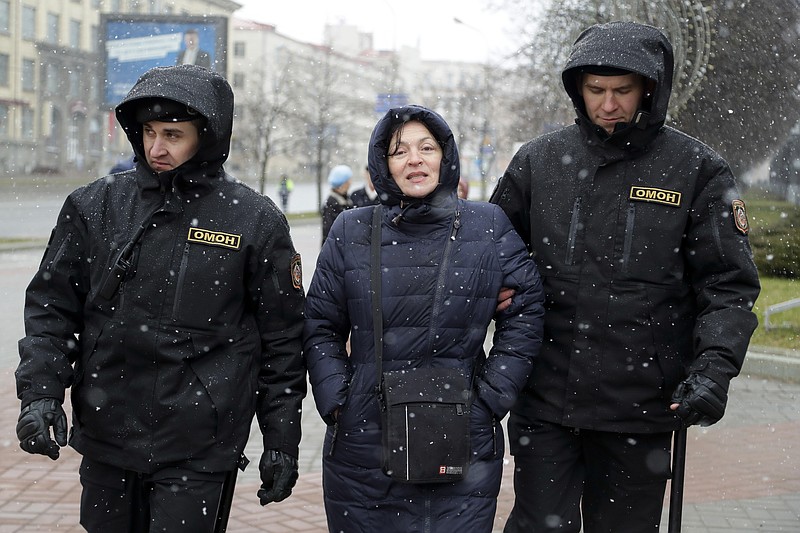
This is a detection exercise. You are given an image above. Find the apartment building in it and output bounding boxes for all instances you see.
[227,18,410,194]
[0,0,240,175]
[1,1,506,200]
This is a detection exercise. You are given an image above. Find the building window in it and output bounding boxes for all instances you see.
[22,107,34,137]
[0,53,8,87]
[0,104,8,137]
[69,69,80,97]
[22,6,36,41]
[45,63,59,94]
[70,19,81,48]
[90,25,99,52]
[22,59,35,92]
[47,107,62,148]
[47,13,60,44]
[234,41,246,57]
[0,1,9,35]
[89,76,99,101]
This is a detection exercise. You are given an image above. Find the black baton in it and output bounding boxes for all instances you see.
[668,427,688,533]
[214,468,238,533]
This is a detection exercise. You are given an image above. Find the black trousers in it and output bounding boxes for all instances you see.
[503,416,672,533]
[79,457,228,533]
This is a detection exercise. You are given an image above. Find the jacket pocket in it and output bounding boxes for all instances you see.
[71,320,128,444]
[469,396,500,461]
[645,285,694,392]
[186,330,258,446]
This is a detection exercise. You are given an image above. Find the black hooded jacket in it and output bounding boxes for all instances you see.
[16,64,306,473]
[491,22,760,434]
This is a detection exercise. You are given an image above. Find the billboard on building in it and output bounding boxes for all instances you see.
[100,14,228,107]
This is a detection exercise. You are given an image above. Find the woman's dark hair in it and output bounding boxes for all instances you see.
[387,121,408,157]
[386,118,443,157]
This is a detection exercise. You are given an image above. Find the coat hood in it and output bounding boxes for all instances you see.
[368,105,460,210]
[115,64,233,180]
[562,21,674,150]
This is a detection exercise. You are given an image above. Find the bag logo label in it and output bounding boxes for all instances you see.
[629,186,682,207]
[439,465,463,475]
[187,228,241,250]
[732,199,749,235]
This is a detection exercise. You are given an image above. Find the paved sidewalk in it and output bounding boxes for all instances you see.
[1,205,798,531]
[1,367,798,532]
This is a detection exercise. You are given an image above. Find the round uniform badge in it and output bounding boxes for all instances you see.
[291,253,303,290]
[732,199,749,235]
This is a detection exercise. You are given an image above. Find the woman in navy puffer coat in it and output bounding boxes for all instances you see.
[303,105,545,532]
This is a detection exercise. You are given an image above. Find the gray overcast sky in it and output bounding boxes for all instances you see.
[233,0,520,63]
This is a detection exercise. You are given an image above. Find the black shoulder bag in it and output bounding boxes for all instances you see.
[371,206,472,484]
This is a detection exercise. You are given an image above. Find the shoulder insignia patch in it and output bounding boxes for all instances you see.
[732,199,749,235]
[187,228,242,250]
[291,253,303,290]
[629,186,682,207]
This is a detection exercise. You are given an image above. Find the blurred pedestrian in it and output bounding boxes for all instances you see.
[490,21,760,533]
[278,174,294,212]
[321,164,353,244]
[351,165,380,207]
[109,153,135,174]
[457,177,470,199]
[15,64,305,532]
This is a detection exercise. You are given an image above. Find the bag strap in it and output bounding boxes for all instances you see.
[370,205,384,391]
[370,205,478,404]
[97,205,161,301]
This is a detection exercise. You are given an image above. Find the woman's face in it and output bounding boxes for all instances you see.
[387,121,442,199]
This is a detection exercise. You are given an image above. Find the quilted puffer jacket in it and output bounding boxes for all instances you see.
[304,105,545,532]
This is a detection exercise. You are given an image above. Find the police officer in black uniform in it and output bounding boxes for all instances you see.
[15,64,305,532]
[491,21,760,533]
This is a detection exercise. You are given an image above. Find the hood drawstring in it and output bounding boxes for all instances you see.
[391,201,417,226]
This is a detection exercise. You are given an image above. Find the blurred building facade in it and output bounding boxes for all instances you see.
[0,0,507,199]
[0,0,239,175]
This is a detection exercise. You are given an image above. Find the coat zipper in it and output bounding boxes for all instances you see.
[328,421,339,457]
[566,197,582,265]
[423,497,432,533]
[622,203,636,272]
[171,242,191,320]
[48,231,72,271]
[424,211,460,362]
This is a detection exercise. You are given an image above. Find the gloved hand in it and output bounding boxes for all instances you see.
[257,449,298,505]
[670,373,728,427]
[16,398,68,460]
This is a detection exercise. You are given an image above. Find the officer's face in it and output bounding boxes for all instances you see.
[387,121,442,199]
[581,73,645,134]
[143,120,200,173]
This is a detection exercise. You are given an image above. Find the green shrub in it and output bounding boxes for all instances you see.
[746,195,800,279]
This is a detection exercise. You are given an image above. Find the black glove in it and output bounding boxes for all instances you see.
[258,449,298,505]
[16,398,68,460]
[671,373,728,427]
